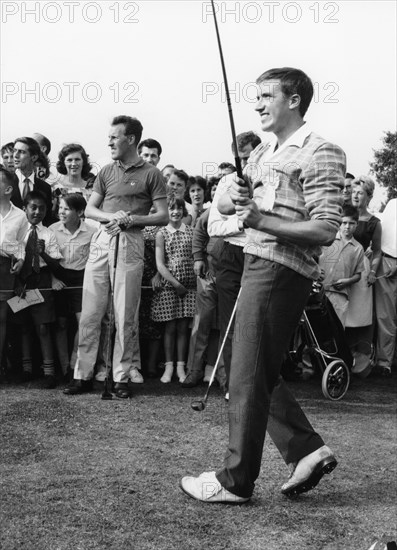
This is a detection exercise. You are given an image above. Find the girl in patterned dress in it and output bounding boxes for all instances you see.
[151,196,196,383]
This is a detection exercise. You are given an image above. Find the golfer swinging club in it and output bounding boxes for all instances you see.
[180,67,345,503]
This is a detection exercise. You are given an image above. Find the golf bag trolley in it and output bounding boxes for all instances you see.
[286,281,352,401]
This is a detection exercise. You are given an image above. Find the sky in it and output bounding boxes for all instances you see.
[1,0,396,181]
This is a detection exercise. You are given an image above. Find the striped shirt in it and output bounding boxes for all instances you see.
[243,124,346,280]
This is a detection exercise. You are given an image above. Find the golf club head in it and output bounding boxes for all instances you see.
[191,400,206,412]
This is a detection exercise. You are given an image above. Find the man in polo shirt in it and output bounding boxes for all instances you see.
[65,116,168,398]
[181,67,345,503]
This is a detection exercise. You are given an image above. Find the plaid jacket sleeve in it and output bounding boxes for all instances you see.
[302,142,346,231]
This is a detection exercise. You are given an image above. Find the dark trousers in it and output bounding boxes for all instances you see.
[216,255,324,498]
[216,241,245,383]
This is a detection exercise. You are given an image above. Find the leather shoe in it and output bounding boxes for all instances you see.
[114,382,132,399]
[281,445,337,496]
[43,375,57,389]
[180,471,250,504]
[63,378,93,395]
[181,372,203,388]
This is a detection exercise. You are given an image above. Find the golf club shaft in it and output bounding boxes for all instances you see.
[200,287,242,406]
[103,232,120,395]
[210,0,243,180]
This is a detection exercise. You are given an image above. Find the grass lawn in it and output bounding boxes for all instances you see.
[1,374,396,550]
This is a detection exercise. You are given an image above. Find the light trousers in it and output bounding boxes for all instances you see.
[74,228,144,383]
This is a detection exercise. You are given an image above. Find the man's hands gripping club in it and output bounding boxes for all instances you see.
[103,211,134,236]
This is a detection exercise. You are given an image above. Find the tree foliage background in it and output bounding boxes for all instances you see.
[370,131,397,201]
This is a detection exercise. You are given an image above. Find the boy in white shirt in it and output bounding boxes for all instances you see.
[0,168,28,377]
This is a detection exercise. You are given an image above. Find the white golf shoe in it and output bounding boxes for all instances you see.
[281,445,337,496]
[180,471,250,504]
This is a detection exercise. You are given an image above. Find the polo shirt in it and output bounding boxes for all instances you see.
[50,220,97,270]
[244,123,346,280]
[93,158,167,216]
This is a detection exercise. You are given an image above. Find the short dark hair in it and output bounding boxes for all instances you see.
[60,192,87,213]
[234,131,261,153]
[24,190,47,208]
[138,138,162,156]
[56,143,92,179]
[167,194,188,217]
[345,172,355,180]
[342,204,359,221]
[14,137,41,159]
[111,115,143,145]
[219,162,236,172]
[187,175,207,193]
[256,67,314,117]
[172,169,189,184]
[1,142,14,156]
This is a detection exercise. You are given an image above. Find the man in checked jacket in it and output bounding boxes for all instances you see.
[181,67,346,503]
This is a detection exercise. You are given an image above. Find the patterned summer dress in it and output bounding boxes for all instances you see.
[151,223,196,322]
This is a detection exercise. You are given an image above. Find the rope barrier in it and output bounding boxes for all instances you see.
[3,285,196,292]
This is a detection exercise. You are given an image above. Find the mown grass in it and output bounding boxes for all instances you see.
[1,375,396,550]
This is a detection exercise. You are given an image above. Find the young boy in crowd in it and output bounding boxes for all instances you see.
[319,204,365,327]
[14,191,62,388]
[50,194,97,381]
[0,168,29,376]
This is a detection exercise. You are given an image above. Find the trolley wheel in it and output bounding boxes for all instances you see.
[321,360,350,401]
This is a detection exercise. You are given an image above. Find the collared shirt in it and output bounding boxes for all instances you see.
[50,220,97,270]
[93,159,167,217]
[0,203,29,260]
[15,169,35,197]
[22,222,62,268]
[166,223,187,234]
[319,233,365,298]
[243,123,346,280]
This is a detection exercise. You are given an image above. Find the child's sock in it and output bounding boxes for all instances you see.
[160,361,174,383]
[176,361,186,383]
[43,360,55,377]
[22,358,32,374]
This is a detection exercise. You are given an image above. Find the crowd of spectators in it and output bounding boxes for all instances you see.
[0,127,396,397]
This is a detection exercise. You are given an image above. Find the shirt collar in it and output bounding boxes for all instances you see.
[16,169,35,185]
[335,231,355,244]
[268,122,312,155]
[30,221,44,231]
[59,220,88,235]
[117,157,145,171]
[167,223,186,233]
